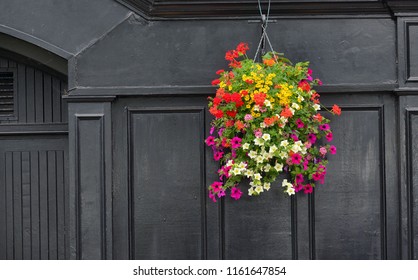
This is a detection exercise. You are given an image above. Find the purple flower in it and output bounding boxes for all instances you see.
[296,118,305,128]
[307,133,317,144]
[231,137,242,149]
[213,151,224,161]
[325,132,333,142]
[205,136,215,146]
[230,187,243,200]
[329,145,337,155]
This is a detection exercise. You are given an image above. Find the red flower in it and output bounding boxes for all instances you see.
[216,69,225,75]
[236,42,249,55]
[229,60,242,68]
[231,92,243,107]
[211,79,220,86]
[331,104,341,116]
[226,110,237,118]
[313,113,323,122]
[209,106,223,119]
[225,120,234,127]
[245,79,254,84]
[213,97,222,106]
[253,92,267,106]
[298,80,311,92]
[223,94,232,103]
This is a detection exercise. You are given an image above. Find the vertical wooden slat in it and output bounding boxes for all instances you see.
[8,59,17,68]
[13,152,23,260]
[34,70,44,123]
[52,77,61,123]
[39,151,49,260]
[17,64,27,122]
[21,152,31,259]
[61,82,68,123]
[30,151,40,259]
[56,150,66,259]
[0,152,6,259]
[48,151,58,259]
[0,58,8,68]
[5,152,14,259]
[43,74,52,123]
[26,67,35,123]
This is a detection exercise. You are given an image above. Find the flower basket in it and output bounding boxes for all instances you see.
[206,43,341,202]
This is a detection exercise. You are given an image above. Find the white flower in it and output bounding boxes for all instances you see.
[279,151,288,159]
[248,150,257,159]
[280,116,288,124]
[264,164,272,172]
[313,104,321,111]
[255,185,264,194]
[297,95,305,102]
[253,105,260,112]
[242,143,250,150]
[282,179,292,189]
[256,155,264,164]
[248,187,255,196]
[274,163,283,172]
[264,100,272,108]
[231,168,241,176]
[254,138,264,146]
[260,122,266,128]
[280,140,289,147]
[238,162,247,169]
[269,145,278,153]
[289,107,295,115]
[264,182,271,191]
[244,169,254,178]
[291,144,302,153]
[291,103,300,110]
[262,133,271,141]
[253,173,262,180]
[226,160,234,167]
[286,186,295,196]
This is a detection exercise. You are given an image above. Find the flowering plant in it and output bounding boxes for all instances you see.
[206,43,341,202]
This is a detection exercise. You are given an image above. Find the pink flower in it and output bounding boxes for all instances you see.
[230,187,243,200]
[205,136,215,146]
[211,181,223,193]
[296,118,305,128]
[254,129,262,138]
[244,114,253,121]
[213,151,224,161]
[307,133,317,144]
[325,133,333,142]
[291,153,302,165]
[329,145,337,155]
[231,137,242,149]
[305,142,312,149]
[295,173,304,184]
[304,184,313,194]
[319,147,327,157]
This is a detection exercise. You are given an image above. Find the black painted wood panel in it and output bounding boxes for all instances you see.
[0,136,68,260]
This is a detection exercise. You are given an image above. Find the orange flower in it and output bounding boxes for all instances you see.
[331,104,341,116]
[235,120,245,130]
[311,92,320,104]
[280,106,293,118]
[263,58,275,67]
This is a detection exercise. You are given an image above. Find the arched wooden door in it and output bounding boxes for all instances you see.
[0,50,68,260]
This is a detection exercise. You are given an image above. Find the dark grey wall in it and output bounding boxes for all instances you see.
[1,0,418,260]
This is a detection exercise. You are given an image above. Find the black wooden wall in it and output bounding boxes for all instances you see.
[0,51,68,260]
[2,0,418,260]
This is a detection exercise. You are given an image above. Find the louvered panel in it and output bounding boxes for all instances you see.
[0,70,16,119]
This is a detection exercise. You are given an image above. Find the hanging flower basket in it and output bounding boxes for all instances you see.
[206,43,341,202]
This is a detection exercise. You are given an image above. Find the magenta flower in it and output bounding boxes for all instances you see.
[295,173,304,184]
[307,133,317,144]
[230,187,243,200]
[329,145,337,154]
[291,153,302,165]
[319,124,330,131]
[319,147,327,157]
[208,191,217,202]
[210,126,215,135]
[231,137,242,149]
[325,132,333,142]
[205,136,215,146]
[312,172,321,181]
[217,189,226,198]
[303,159,309,170]
[304,184,313,194]
[294,184,304,192]
[290,134,299,141]
[213,151,224,161]
[244,114,253,121]
[296,118,305,128]
[211,181,223,193]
